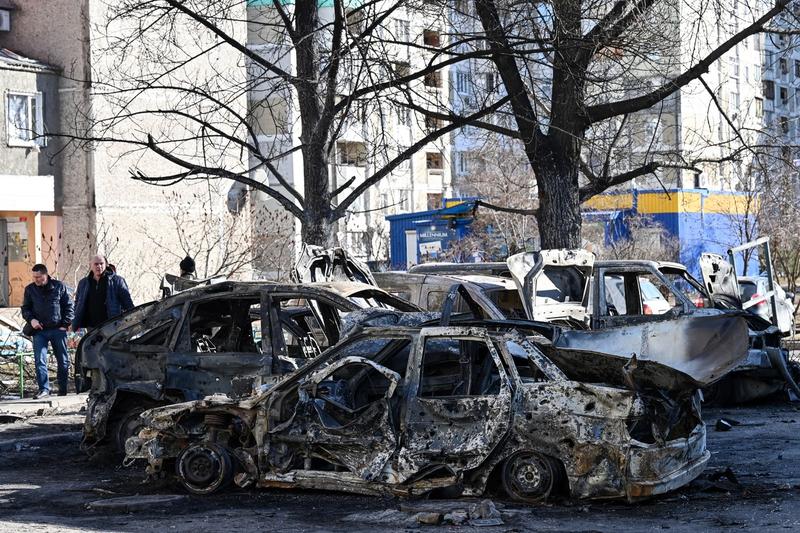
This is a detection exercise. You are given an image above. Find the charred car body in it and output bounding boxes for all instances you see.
[374,271,526,320]
[698,238,800,403]
[127,309,738,502]
[79,281,420,451]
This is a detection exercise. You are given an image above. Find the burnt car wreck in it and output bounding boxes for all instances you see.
[126,304,746,502]
[78,281,420,451]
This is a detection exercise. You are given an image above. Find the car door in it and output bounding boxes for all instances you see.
[274,335,412,481]
[396,327,515,481]
[591,266,689,329]
[164,292,272,400]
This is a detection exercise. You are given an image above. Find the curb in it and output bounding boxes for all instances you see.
[0,431,82,452]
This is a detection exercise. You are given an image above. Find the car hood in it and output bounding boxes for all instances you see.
[540,344,702,392]
[292,245,376,285]
[548,309,750,387]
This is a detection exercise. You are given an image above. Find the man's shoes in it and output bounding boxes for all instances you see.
[58,390,67,397]
[33,390,50,399]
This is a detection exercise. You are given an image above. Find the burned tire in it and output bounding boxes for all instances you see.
[112,406,151,454]
[501,451,563,503]
[176,443,234,495]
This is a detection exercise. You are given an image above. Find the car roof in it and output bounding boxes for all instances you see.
[597,259,687,271]
[160,280,384,304]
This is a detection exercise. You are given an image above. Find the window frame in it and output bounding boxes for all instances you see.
[6,91,45,148]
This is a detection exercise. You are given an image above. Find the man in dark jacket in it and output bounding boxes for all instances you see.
[73,255,135,331]
[21,264,74,398]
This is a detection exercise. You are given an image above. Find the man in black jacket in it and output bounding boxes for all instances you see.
[72,255,134,331]
[21,264,74,398]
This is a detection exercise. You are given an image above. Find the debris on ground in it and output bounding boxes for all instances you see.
[692,467,741,493]
[413,512,443,525]
[343,499,506,527]
[715,417,741,431]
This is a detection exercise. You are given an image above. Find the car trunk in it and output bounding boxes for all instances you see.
[506,250,594,324]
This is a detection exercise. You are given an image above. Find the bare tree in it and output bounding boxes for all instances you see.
[584,214,680,262]
[452,138,539,257]
[139,187,294,281]
[56,0,508,248]
[428,0,793,249]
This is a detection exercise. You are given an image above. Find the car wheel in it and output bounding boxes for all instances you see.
[113,406,150,454]
[501,451,562,503]
[176,443,234,495]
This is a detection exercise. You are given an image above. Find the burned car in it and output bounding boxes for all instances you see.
[126,310,742,502]
[698,238,800,403]
[374,271,526,319]
[79,281,420,451]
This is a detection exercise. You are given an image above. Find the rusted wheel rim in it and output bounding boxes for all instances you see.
[502,451,556,502]
[176,444,232,495]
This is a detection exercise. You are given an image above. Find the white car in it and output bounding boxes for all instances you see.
[738,276,795,336]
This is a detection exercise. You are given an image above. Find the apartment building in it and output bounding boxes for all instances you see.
[761,3,800,169]
[0,36,60,306]
[246,1,452,270]
[0,0,252,302]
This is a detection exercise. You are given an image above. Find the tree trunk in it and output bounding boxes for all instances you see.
[534,157,582,249]
[301,146,335,247]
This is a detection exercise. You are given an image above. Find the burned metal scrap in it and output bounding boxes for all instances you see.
[78,280,421,452]
[126,312,738,503]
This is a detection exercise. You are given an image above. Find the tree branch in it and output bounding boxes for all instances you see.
[585,0,788,124]
[333,95,512,217]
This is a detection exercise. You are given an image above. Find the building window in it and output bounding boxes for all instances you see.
[780,116,790,134]
[731,57,740,77]
[424,71,442,88]
[455,71,471,94]
[399,189,411,210]
[780,86,789,104]
[780,57,788,75]
[346,9,365,34]
[337,141,367,166]
[427,192,443,210]
[395,19,410,42]
[484,72,496,92]
[393,61,410,79]
[6,92,44,147]
[730,91,740,109]
[755,97,763,117]
[425,115,442,132]
[426,152,444,170]
[423,29,441,47]
[766,50,774,67]
[456,151,469,173]
[764,80,775,100]
[795,60,800,77]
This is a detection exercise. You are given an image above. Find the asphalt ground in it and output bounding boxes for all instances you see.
[0,401,798,532]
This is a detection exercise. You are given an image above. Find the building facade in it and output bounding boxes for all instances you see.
[0,43,60,306]
[0,0,252,303]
